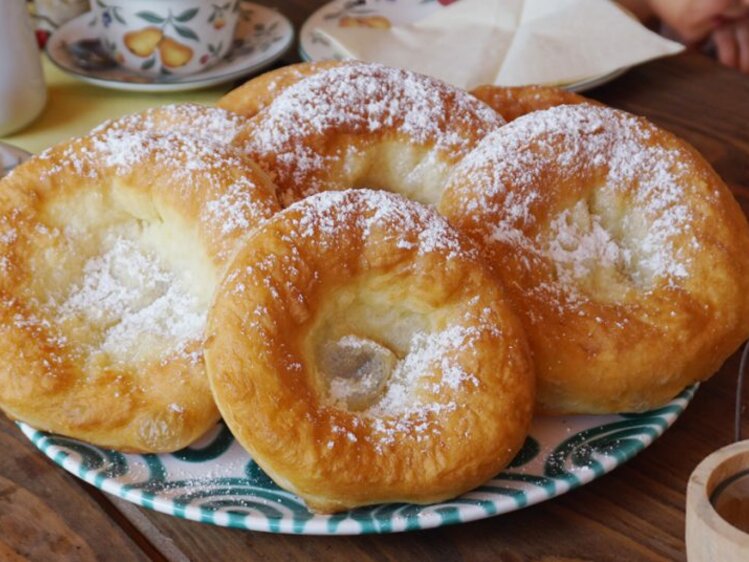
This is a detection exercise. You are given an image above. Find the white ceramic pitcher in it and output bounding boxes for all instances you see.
[0,0,47,136]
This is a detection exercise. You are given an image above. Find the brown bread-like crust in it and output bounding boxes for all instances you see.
[471,84,601,121]
[205,190,535,513]
[218,61,345,119]
[440,104,749,414]
[232,62,505,207]
[0,126,279,452]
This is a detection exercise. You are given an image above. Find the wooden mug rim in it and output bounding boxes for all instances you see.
[686,441,749,560]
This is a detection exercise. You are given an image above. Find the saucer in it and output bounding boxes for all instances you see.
[46,2,293,93]
[0,142,32,179]
[299,0,627,93]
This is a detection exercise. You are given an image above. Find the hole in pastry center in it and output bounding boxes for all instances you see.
[59,234,206,361]
[543,187,655,300]
[306,275,434,414]
[337,142,450,206]
[318,335,397,411]
[31,185,214,365]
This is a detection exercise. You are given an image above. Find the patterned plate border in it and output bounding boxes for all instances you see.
[18,385,696,535]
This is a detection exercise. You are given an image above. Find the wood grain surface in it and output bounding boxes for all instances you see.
[3,2,749,560]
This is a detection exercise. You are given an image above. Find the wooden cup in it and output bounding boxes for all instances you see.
[687,441,749,561]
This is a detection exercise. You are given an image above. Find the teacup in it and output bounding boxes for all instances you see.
[90,0,240,77]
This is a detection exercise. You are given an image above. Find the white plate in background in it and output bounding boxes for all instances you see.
[299,0,628,93]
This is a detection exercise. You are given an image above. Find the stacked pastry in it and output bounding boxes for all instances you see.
[1,61,748,514]
[220,61,749,416]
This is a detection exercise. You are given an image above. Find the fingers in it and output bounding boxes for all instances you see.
[711,19,749,73]
[737,22,749,72]
[714,25,739,68]
[648,0,737,43]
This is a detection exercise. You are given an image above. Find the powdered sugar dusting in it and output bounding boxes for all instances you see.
[203,175,274,238]
[290,190,474,261]
[240,62,503,204]
[92,129,233,178]
[547,200,632,287]
[323,323,485,451]
[92,103,247,145]
[451,104,701,301]
[324,335,396,411]
[237,190,494,450]
[57,236,205,360]
[38,124,250,189]
[35,124,277,244]
[364,325,480,418]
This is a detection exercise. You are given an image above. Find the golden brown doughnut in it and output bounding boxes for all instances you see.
[470,84,601,122]
[205,189,535,513]
[440,104,749,414]
[218,61,345,119]
[92,103,249,145]
[0,127,280,452]
[233,62,505,207]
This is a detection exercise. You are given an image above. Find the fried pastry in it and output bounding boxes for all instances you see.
[92,103,248,145]
[440,104,749,414]
[205,189,534,512]
[232,62,505,207]
[217,60,345,119]
[0,127,279,451]
[470,84,601,122]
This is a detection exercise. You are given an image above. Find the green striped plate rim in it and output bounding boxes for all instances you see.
[18,384,696,534]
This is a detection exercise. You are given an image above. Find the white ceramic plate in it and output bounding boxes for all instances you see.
[299,0,628,93]
[46,2,293,93]
[0,142,32,179]
[19,386,695,534]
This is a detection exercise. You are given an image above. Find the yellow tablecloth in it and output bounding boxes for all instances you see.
[1,56,230,154]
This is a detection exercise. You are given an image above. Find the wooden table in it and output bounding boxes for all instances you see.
[3,3,749,560]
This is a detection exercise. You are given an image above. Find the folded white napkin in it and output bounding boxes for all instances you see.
[315,0,684,89]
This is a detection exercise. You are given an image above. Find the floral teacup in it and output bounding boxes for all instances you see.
[90,0,240,77]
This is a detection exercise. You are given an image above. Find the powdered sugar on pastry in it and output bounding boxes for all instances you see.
[547,201,633,288]
[58,236,204,361]
[449,104,700,299]
[367,327,480,414]
[38,124,247,187]
[205,188,534,512]
[36,126,277,245]
[234,191,496,445]
[91,129,239,178]
[0,124,279,451]
[237,63,504,206]
[91,103,247,145]
[202,174,275,238]
[289,189,474,261]
[441,103,749,415]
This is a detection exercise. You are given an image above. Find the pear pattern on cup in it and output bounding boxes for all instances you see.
[338,15,391,29]
[158,37,193,68]
[96,3,240,74]
[123,27,163,57]
[128,8,201,72]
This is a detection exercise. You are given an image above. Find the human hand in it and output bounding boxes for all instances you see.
[711,17,749,73]
[648,0,749,42]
